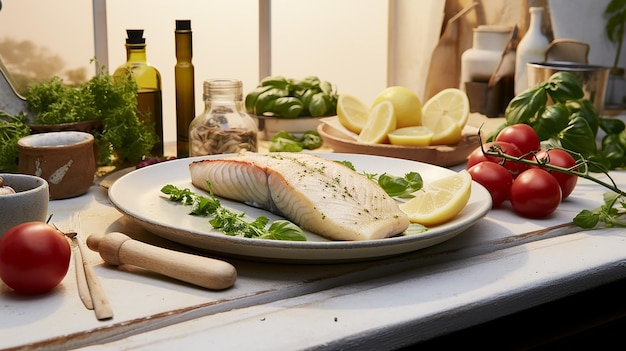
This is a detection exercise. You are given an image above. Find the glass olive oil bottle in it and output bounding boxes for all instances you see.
[114,29,163,156]
[174,20,195,158]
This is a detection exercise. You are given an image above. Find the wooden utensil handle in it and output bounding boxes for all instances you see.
[87,232,237,290]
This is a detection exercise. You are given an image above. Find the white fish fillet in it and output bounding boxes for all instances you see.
[189,152,410,241]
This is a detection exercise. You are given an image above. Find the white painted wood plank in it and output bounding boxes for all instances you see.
[75,229,626,350]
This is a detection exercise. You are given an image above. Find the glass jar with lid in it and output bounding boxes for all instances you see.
[189,79,258,156]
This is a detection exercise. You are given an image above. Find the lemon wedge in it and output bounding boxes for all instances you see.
[421,114,463,145]
[399,170,472,226]
[422,88,470,129]
[337,94,370,134]
[357,100,396,144]
[387,126,434,146]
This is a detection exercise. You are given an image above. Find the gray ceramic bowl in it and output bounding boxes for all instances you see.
[0,173,49,237]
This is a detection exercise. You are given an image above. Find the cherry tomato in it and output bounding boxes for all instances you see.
[467,162,513,207]
[467,141,528,177]
[0,222,71,294]
[509,169,562,218]
[533,149,578,199]
[495,124,541,157]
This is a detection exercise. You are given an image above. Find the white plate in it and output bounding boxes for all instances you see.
[108,153,491,263]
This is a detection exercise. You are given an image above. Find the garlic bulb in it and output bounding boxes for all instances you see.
[0,177,16,195]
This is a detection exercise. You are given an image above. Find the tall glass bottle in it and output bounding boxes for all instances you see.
[514,7,550,95]
[174,20,195,158]
[114,29,163,156]
[189,79,258,156]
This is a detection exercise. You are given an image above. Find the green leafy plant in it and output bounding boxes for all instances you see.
[493,71,626,170]
[605,0,626,69]
[25,61,158,165]
[0,111,30,172]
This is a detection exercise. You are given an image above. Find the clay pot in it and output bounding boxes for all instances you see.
[17,132,96,200]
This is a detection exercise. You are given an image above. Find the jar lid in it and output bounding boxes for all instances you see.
[474,25,512,33]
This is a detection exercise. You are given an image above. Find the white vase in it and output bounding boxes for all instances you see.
[514,7,550,95]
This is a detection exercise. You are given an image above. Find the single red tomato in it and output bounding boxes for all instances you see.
[533,149,578,199]
[467,141,528,177]
[495,124,541,157]
[467,162,513,207]
[509,168,562,218]
[0,222,71,294]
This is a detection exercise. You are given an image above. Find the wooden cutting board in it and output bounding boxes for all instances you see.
[424,2,478,101]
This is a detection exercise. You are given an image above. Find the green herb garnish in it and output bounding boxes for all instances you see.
[161,182,306,241]
[336,160,423,198]
[574,192,626,229]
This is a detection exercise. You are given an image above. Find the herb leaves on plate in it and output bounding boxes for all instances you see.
[161,182,306,241]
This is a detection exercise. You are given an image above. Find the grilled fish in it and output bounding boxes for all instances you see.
[189,152,409,241]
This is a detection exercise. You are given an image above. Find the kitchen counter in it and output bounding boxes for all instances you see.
[2,144,626,350]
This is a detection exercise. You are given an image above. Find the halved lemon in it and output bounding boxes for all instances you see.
[399,170,472,226]
[387,126,434,146]
[421,114,463,145]
[337,94,370,134]
[422,88,470,129]
[357,100,396,144]
[372,86,422,128]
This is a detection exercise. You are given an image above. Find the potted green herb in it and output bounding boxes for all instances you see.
[24,62,158,166]
[605,0,625,70]
[604,0,626,107]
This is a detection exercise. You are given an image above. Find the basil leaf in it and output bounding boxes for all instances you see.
[254,88,289,115]
[269,137,303,152]
[530,104,570,140]
[558,115,597,156]
[264,220,306,241]
[544,71,584,103]
[273,96,304,118]
[505,87,548,125]
[573,209,600,229]
[308,92,329,117]
[601,134,625,169]
[565,99,599,134]
[245,86,273,113]
[300,131,323,149]
[599,117,626,135]
[260,76,289,89]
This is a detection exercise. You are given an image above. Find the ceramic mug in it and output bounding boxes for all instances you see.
[0,173,49,237]
[18,131,96,200]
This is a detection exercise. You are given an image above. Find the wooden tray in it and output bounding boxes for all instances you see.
[317,116,484,167]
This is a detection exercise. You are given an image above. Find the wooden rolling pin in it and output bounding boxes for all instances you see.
[86,232,237,290]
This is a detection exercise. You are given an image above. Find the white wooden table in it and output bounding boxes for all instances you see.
[2,154,625,350]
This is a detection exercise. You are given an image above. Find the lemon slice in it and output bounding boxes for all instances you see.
[337,94,370,134]
[422,88,470,129]
[357,101,396,144]
[421,114,463,145]
[387,126,434,146]
[399,170,472,226]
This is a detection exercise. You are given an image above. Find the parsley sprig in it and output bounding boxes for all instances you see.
[161,182,306,241]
